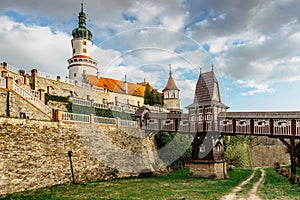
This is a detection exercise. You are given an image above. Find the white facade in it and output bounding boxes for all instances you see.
[67,38,98,82]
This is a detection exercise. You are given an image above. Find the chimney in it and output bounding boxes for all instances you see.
[31,69,38,77]
[124,75,128,94]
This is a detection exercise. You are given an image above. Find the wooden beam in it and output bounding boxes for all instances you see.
[279,138,291,154]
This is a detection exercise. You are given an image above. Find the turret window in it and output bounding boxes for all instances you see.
[74,73,77,77]
[83,41,87,45]
[73,49,76,54]
[83,49,87,53]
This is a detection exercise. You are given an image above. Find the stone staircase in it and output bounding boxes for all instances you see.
[12,82,52,117]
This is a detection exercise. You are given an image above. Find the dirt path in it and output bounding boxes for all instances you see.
[220,168,265,200]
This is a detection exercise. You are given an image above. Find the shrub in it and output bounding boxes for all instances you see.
[45,94,68,104]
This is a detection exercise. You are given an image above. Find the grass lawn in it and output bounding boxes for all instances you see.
[0,168,253,200]
[259,168,300,200]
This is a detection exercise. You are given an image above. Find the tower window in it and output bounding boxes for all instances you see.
[83,41,87,45]
[83,49,87,53]
[74,73,77,77]
[73,49,76,54]
[199,144,205,152]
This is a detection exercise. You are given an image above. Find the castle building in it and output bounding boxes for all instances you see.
[162,66,181,113]
[67,3,98,83]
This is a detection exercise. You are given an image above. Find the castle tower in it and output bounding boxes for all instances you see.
[162,65,181,113]
[186,67,229,179]
[67,3,98,83]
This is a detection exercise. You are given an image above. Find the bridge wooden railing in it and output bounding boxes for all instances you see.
[218,112,300,138]
[140,112,300,138]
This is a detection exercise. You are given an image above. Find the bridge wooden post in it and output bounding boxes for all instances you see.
[279,138,297,177]
[290,138,296,176]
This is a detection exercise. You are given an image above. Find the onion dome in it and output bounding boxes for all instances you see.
[72,3,93,41]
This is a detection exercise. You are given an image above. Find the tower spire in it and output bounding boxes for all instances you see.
[169,64,172,75]
[72,3,93,40]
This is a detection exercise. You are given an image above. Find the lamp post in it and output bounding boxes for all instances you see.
[68,151,75,184]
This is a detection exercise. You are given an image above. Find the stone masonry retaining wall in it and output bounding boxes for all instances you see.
[0,117,157,195]
[250,136,290,167]
[0,89,51,121]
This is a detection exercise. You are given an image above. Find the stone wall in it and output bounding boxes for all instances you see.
[187,162,227,179]
[250,136,290,167]
[0,117,158,195]
[31,76,110,102]
[47,100,68,112]
[0,89,51,121]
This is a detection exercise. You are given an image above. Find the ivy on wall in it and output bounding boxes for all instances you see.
[67,103,135,120]
[45,94,68,105]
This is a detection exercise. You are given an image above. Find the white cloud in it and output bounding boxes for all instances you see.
[0,16,70,76]
[1,0,300,110]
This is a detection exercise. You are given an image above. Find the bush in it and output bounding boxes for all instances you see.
[224,143,252,167]
[67,103,135,120]
[45,94,68,104]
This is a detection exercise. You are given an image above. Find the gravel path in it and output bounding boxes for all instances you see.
[220,168,265,200]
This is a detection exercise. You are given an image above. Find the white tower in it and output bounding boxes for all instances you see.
[67,3,98,83]
[162,65,181,113]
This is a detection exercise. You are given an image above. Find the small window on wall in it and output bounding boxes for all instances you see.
[199,144,205,152]
[83,41,87,45]
[73,49,76,54]
[83,49,87,53]
[74,73,77,77]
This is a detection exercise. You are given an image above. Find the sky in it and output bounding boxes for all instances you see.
[1,0,300,112]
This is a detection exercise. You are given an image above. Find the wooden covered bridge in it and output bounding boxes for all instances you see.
[135,70,300,178]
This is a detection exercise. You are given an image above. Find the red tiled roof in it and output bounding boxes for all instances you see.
[86,75,148,97]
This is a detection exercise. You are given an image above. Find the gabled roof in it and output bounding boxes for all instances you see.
[162,72,179,92]
[194,71,220,103]
[87,75,148,97]
[187,70,228,109]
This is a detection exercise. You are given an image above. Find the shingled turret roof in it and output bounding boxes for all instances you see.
[162,67,179,92]
[187,69,228,108]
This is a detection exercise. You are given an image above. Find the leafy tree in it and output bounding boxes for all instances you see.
[144,84,163,106]
[144,83,152,105]
[223,135,252,167]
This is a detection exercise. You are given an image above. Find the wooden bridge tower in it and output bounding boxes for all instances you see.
[186,68,229,178]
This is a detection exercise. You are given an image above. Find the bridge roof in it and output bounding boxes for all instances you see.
[219,111,300,119]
